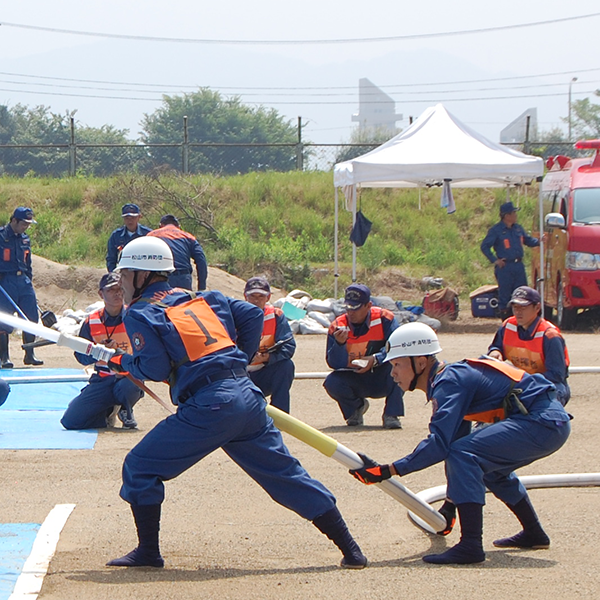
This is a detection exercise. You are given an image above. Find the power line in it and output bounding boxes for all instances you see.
[0,76,597,98]
[0,86,596,104]
[1,12,599,45]
[0,67,597,94]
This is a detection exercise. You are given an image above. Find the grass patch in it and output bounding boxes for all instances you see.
[0,172,541,298]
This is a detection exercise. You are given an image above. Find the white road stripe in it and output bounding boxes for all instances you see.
[8,504,75,600]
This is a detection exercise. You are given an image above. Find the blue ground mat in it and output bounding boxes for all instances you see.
[0,523,40,599]
[0,368,87,381]
[0,411,97,449]
[0,368,97,449]
[1,379,86,411]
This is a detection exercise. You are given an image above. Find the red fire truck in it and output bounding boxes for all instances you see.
[532,139,600,329]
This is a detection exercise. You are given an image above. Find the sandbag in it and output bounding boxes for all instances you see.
[305,298,335,312]
[298,317,329,335]
[308,311,334,328]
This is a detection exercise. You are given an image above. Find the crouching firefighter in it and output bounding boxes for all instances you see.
[348,322,571,565]
[103,236,367,569]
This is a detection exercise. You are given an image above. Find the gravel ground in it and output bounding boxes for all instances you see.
[3,326,598,600]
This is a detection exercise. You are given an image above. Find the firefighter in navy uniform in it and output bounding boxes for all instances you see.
[147,214,207,290]
[349,323,571,565]
[0,207,43,367]
[244,276,295,414]
[106,203,151,272]
[104,236,367,570]
[61,273,143,430]
[324,284,404,429]
[488,286,570,405]
[480,201,541,318]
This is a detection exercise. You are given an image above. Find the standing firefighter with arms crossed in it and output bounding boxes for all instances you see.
[104,236,367,569]
[349,322,571,565]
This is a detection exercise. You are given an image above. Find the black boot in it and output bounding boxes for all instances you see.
[107,504,164,567]
[23,332,43,366]
[0,332,13,369]
[312,506,367,569]
[437,500,457,536]
[493,495,550,549]
[423,502,486,564]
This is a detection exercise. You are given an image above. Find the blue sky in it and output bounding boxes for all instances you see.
[0,1,598,143]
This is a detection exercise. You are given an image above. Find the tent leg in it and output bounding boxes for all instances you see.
[334,187,339,299]
[352,185,357,283]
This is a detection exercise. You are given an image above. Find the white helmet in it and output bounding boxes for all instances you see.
[384,322,442,362]
[115,236,175,273]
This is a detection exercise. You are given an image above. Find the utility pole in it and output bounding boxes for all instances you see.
[568,77,578,141]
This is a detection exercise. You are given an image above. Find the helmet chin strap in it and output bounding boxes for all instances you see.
[408,356,426,391]
[132,271,154,300]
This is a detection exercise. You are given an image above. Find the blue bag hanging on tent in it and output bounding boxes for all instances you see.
[349,210,373,247]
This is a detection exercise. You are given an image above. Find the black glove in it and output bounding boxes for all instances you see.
[349,452,392,485]
[107,353,125,373]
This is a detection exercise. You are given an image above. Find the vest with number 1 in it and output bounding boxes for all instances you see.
[88,308,131,377]
[502,316,570,375]
[164,294,235,363]
[249,304,278,367]
[337,307,389,367]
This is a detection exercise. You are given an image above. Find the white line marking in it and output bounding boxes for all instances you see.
[8,504,76,600]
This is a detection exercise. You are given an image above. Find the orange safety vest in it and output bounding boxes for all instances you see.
[462,357,527,424]
[502,317,570,375]
[88,308,131,377]
[147,224,198,243]
[164,296,235,362]
[333,307,392,367]
[249,305,279,366]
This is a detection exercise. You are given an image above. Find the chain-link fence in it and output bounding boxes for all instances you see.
[0,140,588,177]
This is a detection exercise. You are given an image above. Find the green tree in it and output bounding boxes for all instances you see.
[569,94,600,139]
[1,104,71,176]
[0,104,132,176]
[141,88,298,174]
[75,123,142,176]
[530,126,570,159]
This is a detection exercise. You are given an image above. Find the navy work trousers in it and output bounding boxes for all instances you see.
[120,377,335,520]
[0,274,38,332]
[495,261,528,311]
[61,374,143,430]
[249,359,295,413]
[323,363,404,420]
[445,403,571,506]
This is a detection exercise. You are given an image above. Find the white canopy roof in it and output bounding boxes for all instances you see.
[333,104,543,189]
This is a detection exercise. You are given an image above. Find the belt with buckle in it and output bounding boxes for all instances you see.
[179,368,249,402]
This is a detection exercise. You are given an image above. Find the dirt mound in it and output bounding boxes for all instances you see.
[31,255,256,313]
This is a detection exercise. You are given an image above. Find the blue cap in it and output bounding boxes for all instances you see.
[244,276,271,295]
[509,286,541,306]
[121,203,141,217]
[344,283,371,309]
[99,272,121,291]
[11,207,36,224]
[500,201,520,216]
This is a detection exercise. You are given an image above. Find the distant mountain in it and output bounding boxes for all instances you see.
[1,40,558,145]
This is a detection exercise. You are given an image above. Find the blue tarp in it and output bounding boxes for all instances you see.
[0,523,40,599]
[0,369,96,449]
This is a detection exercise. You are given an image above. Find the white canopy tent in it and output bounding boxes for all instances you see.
[332,103,545,298]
